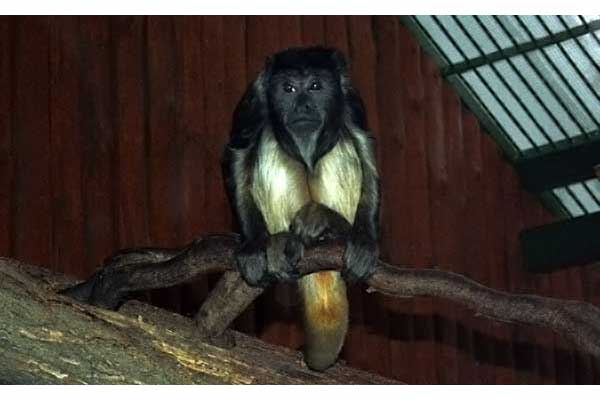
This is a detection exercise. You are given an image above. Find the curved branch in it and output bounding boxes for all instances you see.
[60,233,600,358]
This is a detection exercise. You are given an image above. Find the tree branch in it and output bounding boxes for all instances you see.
[60,233,600,360]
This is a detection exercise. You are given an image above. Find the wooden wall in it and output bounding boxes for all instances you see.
[1,16,599,383]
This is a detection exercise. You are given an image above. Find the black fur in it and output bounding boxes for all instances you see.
[223,46,380,288]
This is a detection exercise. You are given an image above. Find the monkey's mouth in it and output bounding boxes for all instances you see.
[290,118,321,132]
[291,117,319,124]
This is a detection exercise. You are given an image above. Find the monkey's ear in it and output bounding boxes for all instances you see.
[330,49,349,75]
[228,72,269,149]
[346,87,368,130]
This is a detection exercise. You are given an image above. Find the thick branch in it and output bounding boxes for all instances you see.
[60,233,600,360]
[0,258,397,384]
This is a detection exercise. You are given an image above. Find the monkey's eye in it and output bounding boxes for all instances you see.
[309,81,322,91]
[283,83,297,93]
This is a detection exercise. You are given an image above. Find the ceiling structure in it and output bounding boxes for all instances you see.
[403,15,600,219]
[403,15,600,271]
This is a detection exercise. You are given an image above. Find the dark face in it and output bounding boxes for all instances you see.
[268,69,343,172]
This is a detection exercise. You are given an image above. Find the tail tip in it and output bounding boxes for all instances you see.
[304,352,338,371]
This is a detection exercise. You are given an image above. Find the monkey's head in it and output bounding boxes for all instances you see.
[264,47,349,172]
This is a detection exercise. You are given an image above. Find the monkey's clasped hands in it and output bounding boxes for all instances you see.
[237,202,377,288]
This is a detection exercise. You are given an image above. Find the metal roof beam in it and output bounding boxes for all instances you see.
[521,211,600,272]
[441,18,600,77]
[515,132,600,192]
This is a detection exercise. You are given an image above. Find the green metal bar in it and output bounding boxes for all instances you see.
[514,16,600,131]
[473,16,572,143]
[565,185,588,215]
[521,211,600,272]
[556,16,600,97]
[515,131,600,192]
[453,16,554,148]
[432,16,538,150]
[537,16,600,111]
[442,18,600,77]
[582,181,600,209]
[494,16,585,139]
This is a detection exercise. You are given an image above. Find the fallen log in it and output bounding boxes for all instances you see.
[0,257,397,384]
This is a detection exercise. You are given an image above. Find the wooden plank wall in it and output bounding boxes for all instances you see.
[1,16,599,383]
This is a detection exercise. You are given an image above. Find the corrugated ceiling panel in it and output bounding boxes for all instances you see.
[407,15,600,219]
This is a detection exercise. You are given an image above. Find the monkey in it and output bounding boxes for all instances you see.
[223,46,380,371]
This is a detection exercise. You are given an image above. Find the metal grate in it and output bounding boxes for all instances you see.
[403,15,600,219]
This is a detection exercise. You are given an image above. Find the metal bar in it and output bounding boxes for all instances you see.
[494,16,586,139]
[432,16,538,150]
[442,18,600,77]
[521,211,600,272]
[558,16,600,93]
[578,16,600,48]
[457,16,559,148]
[542,190,573,218]
[515,130,600,192]
[408,16,522,158]
[565,185,588,215]
[582,181,600,209]
[537,16,600,108]
[514,16,600,132]
[473,16,572,143]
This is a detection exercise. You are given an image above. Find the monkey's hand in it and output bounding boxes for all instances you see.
[343,231,379,283]
[290,202,352,246]
[236,233,303,287]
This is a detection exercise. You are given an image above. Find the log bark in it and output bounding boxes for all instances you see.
[0,257,397,384]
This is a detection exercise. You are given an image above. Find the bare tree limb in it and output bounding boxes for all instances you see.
[60,233,600,360]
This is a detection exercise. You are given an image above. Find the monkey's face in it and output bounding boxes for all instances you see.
[268,69,343,172]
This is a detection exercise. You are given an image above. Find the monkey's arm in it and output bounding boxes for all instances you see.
[344,131,380,282]
[225,146,303,287]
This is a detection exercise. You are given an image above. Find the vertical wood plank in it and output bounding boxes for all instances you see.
[428,82,462,384]
[482,133,516,383]
[396,25,435,384]
[12,16,52,267]
[177,15,207,240]
[173,16,209,317]
[0,17,13,256]
[145,16,183,311]
[112,16,150,250]
[245,16,280,78]
[145,16,182,248]
[324,16,350,55]
[301,16,325,46]
[460,111,486,383]
[523,191,558,383]
[49,16,85,277]
[200,16,231,232]
[344,15,387,377]
[278,16,302,48]
[78,16,116,276]
[346,16,379,134]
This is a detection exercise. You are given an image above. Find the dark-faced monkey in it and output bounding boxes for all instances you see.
[223,47,380,371]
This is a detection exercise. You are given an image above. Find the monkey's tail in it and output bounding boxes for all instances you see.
[299,270,349,371]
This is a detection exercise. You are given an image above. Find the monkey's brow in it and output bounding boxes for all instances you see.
[272,69,334,81]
